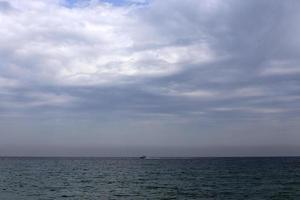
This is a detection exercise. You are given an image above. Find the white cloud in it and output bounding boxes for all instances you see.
[0,0,217,87]
[0,76,20,88]
[260,60,300,76]
[213,107,291,114]
[27,92,77,107]
[231,87,265,98]
[0,91,77,110]
[0,0,299,117]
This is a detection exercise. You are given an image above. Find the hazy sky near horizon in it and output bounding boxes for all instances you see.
[0,0,300,156]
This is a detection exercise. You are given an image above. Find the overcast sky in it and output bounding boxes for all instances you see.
[0,0,300,156]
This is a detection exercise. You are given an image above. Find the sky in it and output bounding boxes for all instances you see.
[0,0,300,157]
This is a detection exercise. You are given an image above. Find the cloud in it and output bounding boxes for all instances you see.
[260,60,300,76]
[1,0,300,154]
[0,1,12,13]
[1,0,299,113]
[0,76,20,88]
[0,0,217,89]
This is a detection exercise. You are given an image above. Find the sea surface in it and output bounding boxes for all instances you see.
[0,157,299,199]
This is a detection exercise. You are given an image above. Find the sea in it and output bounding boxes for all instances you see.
[0,157,299,199]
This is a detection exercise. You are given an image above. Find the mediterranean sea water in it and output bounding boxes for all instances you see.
[0,157,299,199]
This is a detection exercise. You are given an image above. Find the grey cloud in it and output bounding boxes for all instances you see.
[0,1,12,12]
[0,0,300,156]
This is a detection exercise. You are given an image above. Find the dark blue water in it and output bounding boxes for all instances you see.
[0,157,299,199]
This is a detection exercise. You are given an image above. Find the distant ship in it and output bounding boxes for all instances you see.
[139,155,146,159]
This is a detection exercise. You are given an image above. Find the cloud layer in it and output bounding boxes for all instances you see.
[1,0,300,155]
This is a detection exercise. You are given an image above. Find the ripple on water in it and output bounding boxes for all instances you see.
[0,157,300,199]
